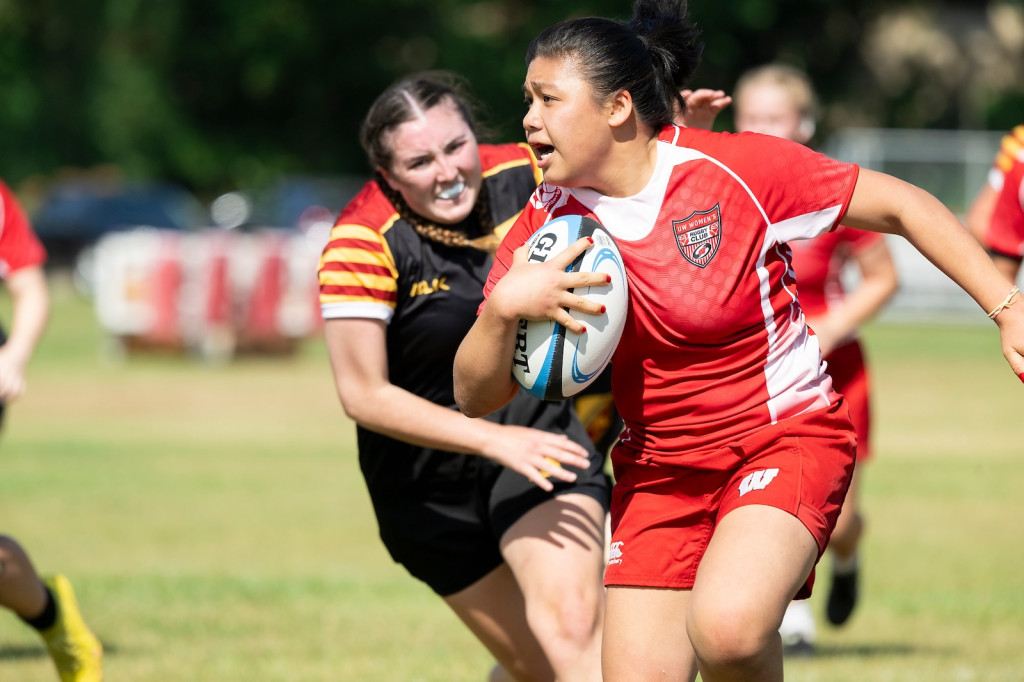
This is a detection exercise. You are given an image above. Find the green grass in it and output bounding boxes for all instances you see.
[1,281,1023,680]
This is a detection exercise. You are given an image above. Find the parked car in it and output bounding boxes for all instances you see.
[31,179,208,267]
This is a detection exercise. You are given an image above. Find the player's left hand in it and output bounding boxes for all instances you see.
[480,423,591,492]
[0,348,27,402]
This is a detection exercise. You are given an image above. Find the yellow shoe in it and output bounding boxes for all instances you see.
[39,575,103,682]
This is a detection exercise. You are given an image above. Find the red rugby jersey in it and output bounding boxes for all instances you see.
[483,126,860,460]
[0,181,46,277]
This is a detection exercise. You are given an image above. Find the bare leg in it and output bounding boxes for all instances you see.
[826,471,863,626]
[0,535,47,619]
[688,505,818,682]
[602,586,698,681]
[444,494,606,681]
[445,564,555,682]
[500,493,606,682]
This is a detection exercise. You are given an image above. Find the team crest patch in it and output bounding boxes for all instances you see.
[531,184,565,212]
[673,205,722,268]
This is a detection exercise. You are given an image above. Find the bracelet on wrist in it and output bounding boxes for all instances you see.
[987,286,1020,319]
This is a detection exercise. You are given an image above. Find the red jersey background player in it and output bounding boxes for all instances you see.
[733,63,899,653]
[0,180,103,681]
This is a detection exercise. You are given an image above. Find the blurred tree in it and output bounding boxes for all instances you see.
[0,0,1020,197]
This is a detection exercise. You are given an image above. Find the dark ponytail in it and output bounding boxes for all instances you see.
[526,0,702,129]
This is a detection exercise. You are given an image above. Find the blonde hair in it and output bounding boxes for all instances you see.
[735,63,818,125]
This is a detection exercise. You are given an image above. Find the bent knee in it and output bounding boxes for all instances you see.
[530,593,602,650]
[688,603,777,669]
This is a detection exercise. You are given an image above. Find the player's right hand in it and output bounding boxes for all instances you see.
[491,238,607,335]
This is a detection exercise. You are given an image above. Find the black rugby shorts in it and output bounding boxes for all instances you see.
[371,393,611,597]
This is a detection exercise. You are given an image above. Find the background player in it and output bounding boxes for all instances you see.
[318,71,610,681]
[0,179,102,681]
[732,63,900,653]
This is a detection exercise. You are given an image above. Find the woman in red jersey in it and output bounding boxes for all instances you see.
[0,180,103,681]
[452,1,1024,680]
[732,63,899,652]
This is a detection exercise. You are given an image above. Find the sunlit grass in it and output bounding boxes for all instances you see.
[0,281,1021,680]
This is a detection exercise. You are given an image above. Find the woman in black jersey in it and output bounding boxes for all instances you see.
[318,72,610,681]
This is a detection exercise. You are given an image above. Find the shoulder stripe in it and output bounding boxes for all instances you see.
[320,260,390,275]
[504,143,543,185]
[327,222,397,248]
[997,127,1024,170]
[320,268,397,292]
[484,157,532,178]
[319,214,401,310]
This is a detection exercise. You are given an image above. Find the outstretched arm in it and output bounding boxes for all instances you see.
[843,169,1024,380]
[0,266,49,402]
[325,318,590,490]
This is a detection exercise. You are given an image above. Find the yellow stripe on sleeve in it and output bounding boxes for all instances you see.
[319,269,398,294]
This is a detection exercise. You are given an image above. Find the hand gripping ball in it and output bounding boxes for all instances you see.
[511,214,628,400]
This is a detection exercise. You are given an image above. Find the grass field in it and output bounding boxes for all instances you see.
[0,279,1022,681]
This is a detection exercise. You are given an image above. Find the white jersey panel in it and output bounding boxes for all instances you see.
[321,301,394,323]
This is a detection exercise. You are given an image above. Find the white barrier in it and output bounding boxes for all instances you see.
[90,227,324,361]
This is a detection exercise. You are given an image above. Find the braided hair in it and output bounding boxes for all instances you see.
[376,174,499,252]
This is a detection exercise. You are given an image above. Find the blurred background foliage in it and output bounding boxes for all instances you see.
[0,0,1021,200]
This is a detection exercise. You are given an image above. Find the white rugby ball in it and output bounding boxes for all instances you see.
[511,214,628,400]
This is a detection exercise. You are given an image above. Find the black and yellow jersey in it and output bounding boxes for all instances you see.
[319,144,618,502]
[319,143,541,408]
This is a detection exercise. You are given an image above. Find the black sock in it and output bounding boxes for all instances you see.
[21,584,58,631]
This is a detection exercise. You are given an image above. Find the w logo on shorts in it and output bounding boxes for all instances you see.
[738,468,780,496]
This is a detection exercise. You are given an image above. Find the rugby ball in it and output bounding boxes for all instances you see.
[511,214,628,400]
